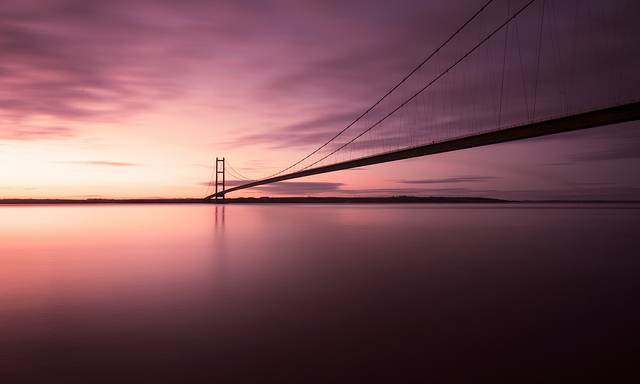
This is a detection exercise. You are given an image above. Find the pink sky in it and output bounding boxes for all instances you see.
[1,0,639,200]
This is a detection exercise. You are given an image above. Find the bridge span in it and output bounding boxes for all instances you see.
[206,101,640,199]
[204,0,640,200]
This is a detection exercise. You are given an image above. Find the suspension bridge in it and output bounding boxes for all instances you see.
[205,0,640,200]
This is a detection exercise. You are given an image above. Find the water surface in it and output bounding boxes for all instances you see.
[1,203,638,382]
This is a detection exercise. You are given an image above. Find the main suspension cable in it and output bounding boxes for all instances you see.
[263,0,497,180]
[225,160,254,181]
[297,0,537,173]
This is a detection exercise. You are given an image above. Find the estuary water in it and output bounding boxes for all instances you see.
[1,203,638,383]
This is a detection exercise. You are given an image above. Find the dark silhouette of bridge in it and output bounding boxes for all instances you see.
[205,0,640,200]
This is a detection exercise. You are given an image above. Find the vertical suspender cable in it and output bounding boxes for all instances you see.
[532,0,546,121]
[498,0,512,127]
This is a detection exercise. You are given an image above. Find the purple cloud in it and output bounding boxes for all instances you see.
[2,0,509,146]
[221,111,358,150]
[398,176,497,184]
[574,143,640,162]
[4,0,638,146]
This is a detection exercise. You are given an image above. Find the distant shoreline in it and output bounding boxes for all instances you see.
[1,196,639,205]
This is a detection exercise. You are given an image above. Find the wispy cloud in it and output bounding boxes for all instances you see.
[341,186,484,197]
[222,111,358,150]
[397,176,497,184]
[0,126,76,140]
[573,141,640,161]
[1,0,502,147]
[0,1,273,130]
[58,161,140,166]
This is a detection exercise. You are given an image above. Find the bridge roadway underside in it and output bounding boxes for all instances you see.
[206,100,640,199]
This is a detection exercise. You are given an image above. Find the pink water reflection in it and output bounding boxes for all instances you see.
[1,206,218,337]
[1,203,639,383]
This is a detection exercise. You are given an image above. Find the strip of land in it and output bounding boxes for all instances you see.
[1,196,638,204]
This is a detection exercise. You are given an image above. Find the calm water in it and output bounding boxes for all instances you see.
[1,203,638,383]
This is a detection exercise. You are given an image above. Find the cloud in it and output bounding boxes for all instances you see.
[4,0,637,146]
[338,186,488,197]
[531,121,640,162]
[1,3,168,128]
[222,111,358,150]
[58,161,140,166]
[0,0,285,129]
[0,126,76,140]
[573,141,640,162]
[398,176,497,184]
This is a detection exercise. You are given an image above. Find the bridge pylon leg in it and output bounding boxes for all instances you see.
[214,157,225,202]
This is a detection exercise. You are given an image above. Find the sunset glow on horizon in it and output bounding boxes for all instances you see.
[2,0,639,200]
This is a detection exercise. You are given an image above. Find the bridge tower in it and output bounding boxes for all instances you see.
[214,157,225,201]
